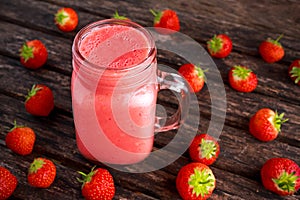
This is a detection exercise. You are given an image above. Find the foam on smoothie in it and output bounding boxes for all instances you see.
[79,25,149,69]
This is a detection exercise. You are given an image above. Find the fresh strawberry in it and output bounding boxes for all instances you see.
[0,166,18,200]
[5,120,36,156]
[78,167,115,200]
[27,158,56,188]
[25,84,54,116]
[189,134,220,165]
[228,65,258,92]
[178,63,206,92]
[112,10,129,20]
[207,34,232,58]
[55,7,78,32]
[249,108,288,142]
[259,34,284,63]
[176,162,216,200]
[20,40,48,69]
[150,9,180,34]
[288,59,300,86]
[261,157,300,196]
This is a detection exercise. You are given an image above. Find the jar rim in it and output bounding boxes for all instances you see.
[72,19,156,73]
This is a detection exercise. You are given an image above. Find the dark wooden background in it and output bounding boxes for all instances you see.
[0,0,299,199]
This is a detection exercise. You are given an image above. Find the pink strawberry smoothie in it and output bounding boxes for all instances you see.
[72,23,157,164]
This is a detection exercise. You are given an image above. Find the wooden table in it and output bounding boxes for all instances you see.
[0,0,299,199]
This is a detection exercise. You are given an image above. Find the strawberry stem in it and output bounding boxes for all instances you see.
[268,34,284,46]
[9,120,25,131]
[188,168,215,197]
[150,9,162,24]
[26,84,42,102]
[275,34,284,43]
[149,9,158,17]
[77,166,97,188]
[272,171,298,192]
[113,10,127,20]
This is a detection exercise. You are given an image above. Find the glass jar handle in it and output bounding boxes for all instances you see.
[155,68,190,132]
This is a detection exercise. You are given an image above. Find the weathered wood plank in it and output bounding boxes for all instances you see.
[1,0,300,61]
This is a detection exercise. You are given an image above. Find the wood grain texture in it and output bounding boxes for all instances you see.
[0,0,299,199]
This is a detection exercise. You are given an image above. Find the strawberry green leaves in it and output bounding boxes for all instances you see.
[20,43,34,63]
[199,138,218,159]
[273,111,288,133]
[26,84,42,102]
[232,65,252,80]
[188,168,215,197]
[272,171,298,193]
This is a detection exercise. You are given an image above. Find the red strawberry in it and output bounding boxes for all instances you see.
[249,108,288,142]
[150,9,180,34]
[178,63,206,93]
[25,84,54,116]
[55,7,78,32]
[176,162,216,200]
[259,34,284,63]
[20,40,48,69]
[207,34,232,58]
[261,157,300,196]
[27,158,56,188]
[0,166,18,200]
[112,10,129,20]
[228,65,258,92]
[189,134,220,165]
[288,59,300,86]
[5,120,36,156]
[78,167,115,200]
